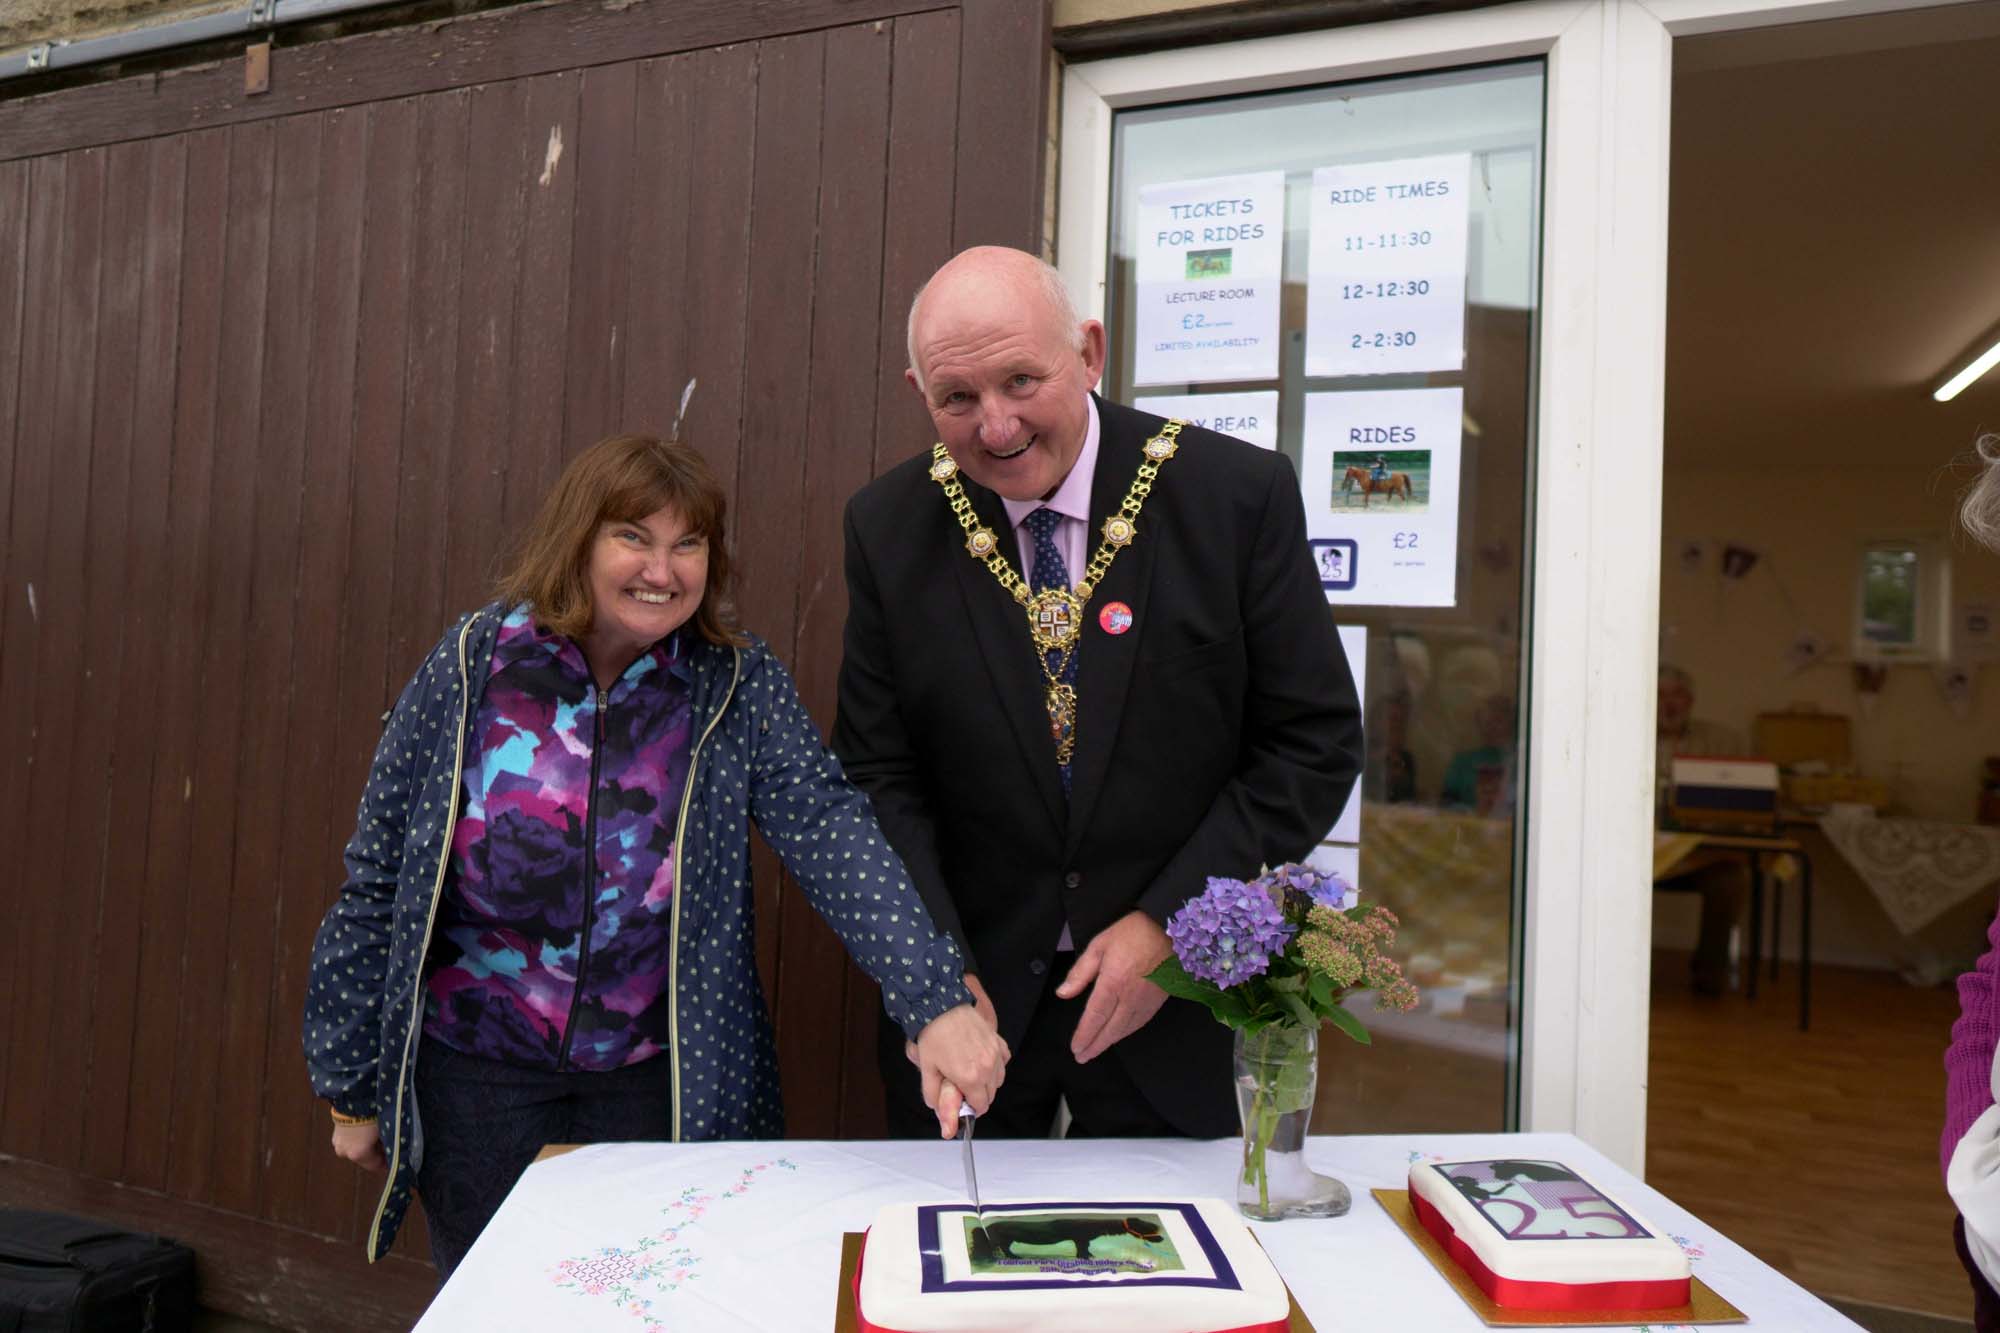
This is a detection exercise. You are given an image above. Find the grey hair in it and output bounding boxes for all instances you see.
[1961,434,2000,552]
[905,252,1086,394]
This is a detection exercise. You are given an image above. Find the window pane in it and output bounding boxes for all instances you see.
[1105,61,1546,1131]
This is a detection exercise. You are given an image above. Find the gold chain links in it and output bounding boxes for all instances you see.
[929,418,1182,606]
[927,421,1184,765]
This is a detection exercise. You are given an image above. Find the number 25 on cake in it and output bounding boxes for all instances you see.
[1407,1160,1692,1311]
[854,1198,1292,1332]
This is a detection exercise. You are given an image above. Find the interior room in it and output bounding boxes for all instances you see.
[1648,5,2000,1325]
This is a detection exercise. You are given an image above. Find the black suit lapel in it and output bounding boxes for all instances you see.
[1064,401,1162,857]
[948,479,1068,835]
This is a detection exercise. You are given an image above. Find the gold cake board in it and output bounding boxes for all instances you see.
[1370,1189,1746,1327]
[832,1232,1316,1332]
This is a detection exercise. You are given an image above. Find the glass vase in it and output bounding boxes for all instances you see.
[1232,1023,1350,1220]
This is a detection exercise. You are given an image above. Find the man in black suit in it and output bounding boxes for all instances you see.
[834,246,1360,1139]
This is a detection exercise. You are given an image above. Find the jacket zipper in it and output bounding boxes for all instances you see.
[368,615,478,1262]
[667,646,740,1140]
[555,686,608,1072]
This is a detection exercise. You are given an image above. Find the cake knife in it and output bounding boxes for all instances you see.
[959,1104,991,1248]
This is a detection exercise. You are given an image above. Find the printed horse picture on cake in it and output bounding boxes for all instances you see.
[961,1211,1184,1275]
[1333,448,1430,512]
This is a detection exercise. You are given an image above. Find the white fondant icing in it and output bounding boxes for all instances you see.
[857,1198,1290,1333]
[1408,1160,1690,1288]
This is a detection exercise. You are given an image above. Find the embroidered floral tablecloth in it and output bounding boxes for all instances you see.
[1816,812,2000,935]
[413,1135,1858,1331]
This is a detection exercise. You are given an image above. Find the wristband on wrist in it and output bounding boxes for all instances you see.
[329,1108,377,1127]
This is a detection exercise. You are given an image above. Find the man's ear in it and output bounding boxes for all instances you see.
[1078,320,1107,393]
[905,367,927,401]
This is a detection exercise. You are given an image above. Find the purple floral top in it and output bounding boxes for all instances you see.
[422,604,693,1071]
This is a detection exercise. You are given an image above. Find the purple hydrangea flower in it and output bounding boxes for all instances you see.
[1265,863,1357,914]
[1166,877,1296,988]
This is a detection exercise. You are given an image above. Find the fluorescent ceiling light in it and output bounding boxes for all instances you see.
[1936,337,2000,402]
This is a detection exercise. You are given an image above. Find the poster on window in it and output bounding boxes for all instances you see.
[1304,153,1470,377]
[1132,391,1279,451]
[1133,171,1285,386]
[1299,387,1463,608]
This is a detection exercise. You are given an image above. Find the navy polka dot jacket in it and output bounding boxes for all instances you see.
[302,603,971,1261]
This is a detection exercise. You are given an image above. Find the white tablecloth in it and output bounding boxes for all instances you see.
[415,1134,1856,1331]
[1817,810,2000,935]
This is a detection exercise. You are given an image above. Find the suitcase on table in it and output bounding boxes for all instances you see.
[0,1211,195,1332]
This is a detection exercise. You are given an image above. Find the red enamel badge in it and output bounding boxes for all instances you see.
[1099,601,1134,635]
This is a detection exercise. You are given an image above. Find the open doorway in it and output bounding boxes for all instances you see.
[1650,4,2000,1323]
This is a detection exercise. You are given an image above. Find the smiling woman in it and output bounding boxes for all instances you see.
[301,433,1010,1279]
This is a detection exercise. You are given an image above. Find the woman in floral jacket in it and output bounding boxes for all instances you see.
[304,434,1004,1276]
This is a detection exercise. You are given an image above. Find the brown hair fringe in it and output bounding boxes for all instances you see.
[496,433,747,648]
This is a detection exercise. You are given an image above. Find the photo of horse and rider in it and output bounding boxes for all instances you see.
[1334,448,1430,511]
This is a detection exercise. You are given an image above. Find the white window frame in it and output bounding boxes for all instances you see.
[1056,0,1978,1177]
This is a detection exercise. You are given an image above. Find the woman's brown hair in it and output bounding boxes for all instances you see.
[496,433,746,647]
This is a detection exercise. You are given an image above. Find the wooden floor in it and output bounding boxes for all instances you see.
[1647,949,1970,1318]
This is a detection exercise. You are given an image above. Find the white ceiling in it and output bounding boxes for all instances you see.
[1666,2,2000,468]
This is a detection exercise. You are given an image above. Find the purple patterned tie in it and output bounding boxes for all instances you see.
[1023,507,1075,795]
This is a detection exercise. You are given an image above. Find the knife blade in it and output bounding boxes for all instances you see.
[958,1103,991,1248]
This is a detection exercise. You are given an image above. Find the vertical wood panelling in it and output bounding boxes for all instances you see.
[311,96,416,1245]
[262,104,368,1233]
[211,111,322,1218]
[500,71,581,535]
[443,80,531,614]
[871,11,962,478]
[26,145,106,1173]
[0,3,1055,1320]
[618,53,695,439]
[121,129,224,1195]
[563,63,639,452]
[0,156,59,1152]
[384,90,470,681]
[788,18,893,1139]
[168,121,274,1206]
[81,134,188,1184]
[68,139,147,1181]
[953,0,1051,253]
[680,46,757,510]
[736,30,831,1128]
[0,158,27,697]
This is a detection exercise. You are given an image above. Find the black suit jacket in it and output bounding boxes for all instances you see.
[834,395,1362,1134]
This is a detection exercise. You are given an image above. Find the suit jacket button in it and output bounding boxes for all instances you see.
[1063,871,1082,889]
[1029,959,1047,976]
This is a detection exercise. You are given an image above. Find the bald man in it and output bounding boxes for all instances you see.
[832,247,1361,1139]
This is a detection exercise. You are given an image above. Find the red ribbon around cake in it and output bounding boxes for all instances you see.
[850,1238,1293,1333]
[1410,1192,1691,1312]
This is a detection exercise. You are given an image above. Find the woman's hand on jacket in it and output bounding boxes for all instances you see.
[914,1002,1008,1137]
[331,1120,388,1173]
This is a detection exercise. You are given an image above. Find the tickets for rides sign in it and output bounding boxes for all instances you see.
[1132,171,1285,387]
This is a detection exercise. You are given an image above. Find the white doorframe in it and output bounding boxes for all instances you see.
[1056,0,1986,1177]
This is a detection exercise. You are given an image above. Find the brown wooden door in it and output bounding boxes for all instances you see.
[0,1,1049,1325]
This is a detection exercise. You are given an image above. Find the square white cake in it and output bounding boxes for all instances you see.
[1408,1159,1691,1310]
[854,1197,1292,1332]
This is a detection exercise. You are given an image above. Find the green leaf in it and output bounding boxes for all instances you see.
[1268,971,1306,994]
[1276,987,1318,1031]
[1307,971,1338,1011]
[1211,988,1255,1024]
[1326,1004,1373,1046]
[1146,956,1223,1005]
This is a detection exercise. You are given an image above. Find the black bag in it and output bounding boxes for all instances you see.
[0,1211,195,1333]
